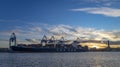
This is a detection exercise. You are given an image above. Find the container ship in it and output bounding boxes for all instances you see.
[9,33,88,52]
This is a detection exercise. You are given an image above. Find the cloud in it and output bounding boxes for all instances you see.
[0,24,120,43]
[71,7,120,17]
[81,0,116,7]
[43,24,120,41]
[25,39,40,43]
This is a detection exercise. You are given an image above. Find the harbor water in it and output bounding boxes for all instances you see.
[0,52,120,67]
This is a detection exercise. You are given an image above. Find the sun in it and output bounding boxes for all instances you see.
[92,45,100,49]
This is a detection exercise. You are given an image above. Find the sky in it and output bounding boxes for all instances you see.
[0,0,120,48]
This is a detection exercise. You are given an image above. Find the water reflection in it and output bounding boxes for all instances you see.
[0,52,120,67]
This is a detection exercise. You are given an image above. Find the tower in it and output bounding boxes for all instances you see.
[107,40,110,49]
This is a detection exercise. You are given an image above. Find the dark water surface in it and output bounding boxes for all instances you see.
[0,52,120,67]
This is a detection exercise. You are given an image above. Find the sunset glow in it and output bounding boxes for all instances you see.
[0,0,120,48]
[91,45,100,49]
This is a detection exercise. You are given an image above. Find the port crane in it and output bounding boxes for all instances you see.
[9,32,16,47]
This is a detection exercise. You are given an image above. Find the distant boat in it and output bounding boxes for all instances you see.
[9,33,88,52]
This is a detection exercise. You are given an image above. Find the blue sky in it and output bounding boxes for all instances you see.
[0,0,120,47]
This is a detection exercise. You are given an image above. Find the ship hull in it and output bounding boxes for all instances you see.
[10,46,88,52]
